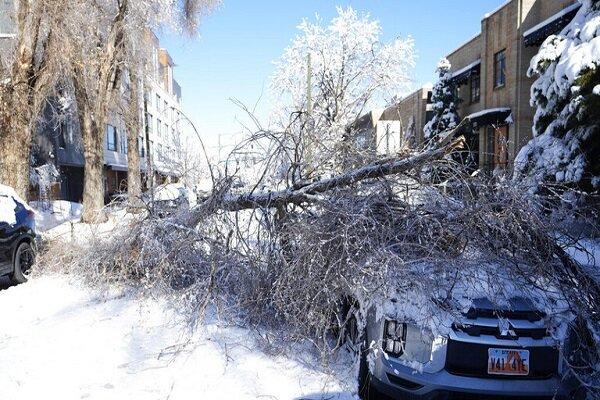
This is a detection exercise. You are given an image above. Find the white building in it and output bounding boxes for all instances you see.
[138,32,189,186]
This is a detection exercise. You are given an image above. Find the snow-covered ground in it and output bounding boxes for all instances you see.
[0,275,356,400]
[31,200,83,232]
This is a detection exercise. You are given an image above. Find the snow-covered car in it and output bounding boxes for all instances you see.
[144,183,198,216]
[0,184,37,284]
[355,297,564,400]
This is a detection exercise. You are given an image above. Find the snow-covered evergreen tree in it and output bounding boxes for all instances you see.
[514,0,600,190]
[423,58,460,141]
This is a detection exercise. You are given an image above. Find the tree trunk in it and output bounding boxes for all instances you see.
[0,113,31,199]
[126,73,142,204]
[0,1,37,199]
[73,69,108,223]
[188,134,466,227]
[75,0,127,223]
[80,107,107,223]
[0,0,65,200]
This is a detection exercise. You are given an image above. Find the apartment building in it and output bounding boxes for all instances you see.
[446,0,580,170]
[139,31,187,192]
[387,85,434,150]
[31,35,188,202]
[350,0,581,171]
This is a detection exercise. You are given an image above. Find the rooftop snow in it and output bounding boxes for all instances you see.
[467,107,511,120]
[451,59,481,79]
[523,3,582,39]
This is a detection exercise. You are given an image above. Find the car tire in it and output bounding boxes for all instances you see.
[355,321,378,400]
[10,241,35,284]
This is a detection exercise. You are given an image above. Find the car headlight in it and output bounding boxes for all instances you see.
[383,320,434,364]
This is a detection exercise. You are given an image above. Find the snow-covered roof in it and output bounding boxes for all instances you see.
[523,3,581,39]
[451,59,481,79]
[466,108,512,127]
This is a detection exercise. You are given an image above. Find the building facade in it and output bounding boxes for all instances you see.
[446,0,580,170]
[32,33,189,203]
[1,2,191,202]
[347,86,433,162]
[141,32,187,190]
[349,0,581,172]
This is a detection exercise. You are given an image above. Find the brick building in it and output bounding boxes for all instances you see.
[352,0,581,172]
[446,0,579,170]
[346,85,433,161]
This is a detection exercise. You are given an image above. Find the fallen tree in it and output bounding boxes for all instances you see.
[39,117,600,396]
[191,125,467,219]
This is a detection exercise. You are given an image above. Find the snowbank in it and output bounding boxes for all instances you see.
[0,274,355,400]
[30,200,83,232]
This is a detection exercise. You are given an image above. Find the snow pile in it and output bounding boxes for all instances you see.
[423,58,460,142]
[30,200,82,232]
[0,274,356,400]
[515,0,600,190]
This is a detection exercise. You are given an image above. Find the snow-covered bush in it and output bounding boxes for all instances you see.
[423,58,460,142]
[515,0,600,191]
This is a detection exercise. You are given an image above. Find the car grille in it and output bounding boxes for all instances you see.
[445,339,559,379]
[453,323,549,340]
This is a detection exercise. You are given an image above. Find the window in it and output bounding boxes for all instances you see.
[156,94,161,111]
[106,124,117,151]
[147,114,153,134]
[57,120,67,149]
[0,0,15,35]
[470,69,480,103]
[120,131,127,154]
[157,119,162,137]
[158,144,163,160]
[494,50,506,88]
[164,100,168,116]
[138,136,145,157]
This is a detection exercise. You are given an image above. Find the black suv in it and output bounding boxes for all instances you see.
[0,185,37,284]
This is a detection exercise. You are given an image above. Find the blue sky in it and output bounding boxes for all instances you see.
[158,0,506,149]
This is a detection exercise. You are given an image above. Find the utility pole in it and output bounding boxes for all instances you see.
[306,53,312,115]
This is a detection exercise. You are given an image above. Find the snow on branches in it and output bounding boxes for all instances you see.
[270,7,415,176]
[423,58,460,142]
[514,0,600,191]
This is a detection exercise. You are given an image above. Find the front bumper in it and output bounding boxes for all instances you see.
[372,353,561,399]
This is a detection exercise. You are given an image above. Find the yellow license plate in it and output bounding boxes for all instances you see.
[488,348,530,376]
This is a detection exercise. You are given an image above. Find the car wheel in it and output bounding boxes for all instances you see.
[356,323,379,400]
[10,242,35,284]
